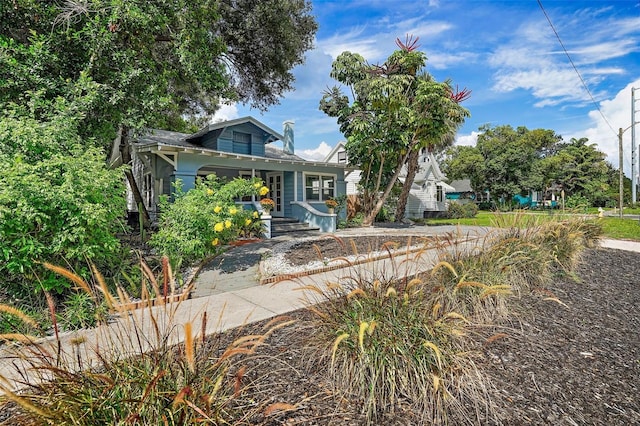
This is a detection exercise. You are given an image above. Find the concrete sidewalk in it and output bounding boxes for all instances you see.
[600,238,640,253]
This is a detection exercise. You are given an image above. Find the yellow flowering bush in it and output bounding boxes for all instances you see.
[259,186,269,196]
[150,175,267,262]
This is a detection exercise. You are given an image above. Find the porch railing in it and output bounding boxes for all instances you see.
[290,201,336,233]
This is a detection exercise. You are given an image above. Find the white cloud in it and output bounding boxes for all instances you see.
[318,16,453,63]
[493,68,603,107]
[569,79,640,176]
[319,29,384,61]
[455,131,479,147]
[428,51,477,70]
[298,141,334,161]
[210,103,240,123]
[286,48,336,100]
[487,7,640,110]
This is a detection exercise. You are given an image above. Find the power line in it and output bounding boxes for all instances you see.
[537,0,618,136]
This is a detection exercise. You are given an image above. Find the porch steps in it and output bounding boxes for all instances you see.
[271,217,320,237]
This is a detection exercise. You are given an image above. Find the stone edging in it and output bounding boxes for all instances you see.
[258,240,455,285]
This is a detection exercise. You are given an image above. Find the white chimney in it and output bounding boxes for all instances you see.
[283,120,294,155]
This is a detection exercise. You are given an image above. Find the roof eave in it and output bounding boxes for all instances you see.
[135,143,351,168]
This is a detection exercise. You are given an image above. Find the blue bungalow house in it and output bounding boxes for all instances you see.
[110,117,348,234]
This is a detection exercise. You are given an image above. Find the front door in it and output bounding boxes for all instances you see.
[266,172,283,216]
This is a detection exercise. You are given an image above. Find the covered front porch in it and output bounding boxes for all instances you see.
[134,144,349,235]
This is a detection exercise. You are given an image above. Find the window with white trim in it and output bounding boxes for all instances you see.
[436,185,444,203]
[305,174,335,201]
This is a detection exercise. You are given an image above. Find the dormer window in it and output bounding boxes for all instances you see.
[233,131,251,144]
[233,131,251,154]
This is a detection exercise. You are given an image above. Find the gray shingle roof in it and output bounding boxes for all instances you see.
[136,129,306,162]
[449,179,474,192]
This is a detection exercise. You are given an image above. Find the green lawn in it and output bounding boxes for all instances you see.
[424,211,640,241]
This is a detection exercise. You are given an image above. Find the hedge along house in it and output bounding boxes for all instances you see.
[110,117,348,235]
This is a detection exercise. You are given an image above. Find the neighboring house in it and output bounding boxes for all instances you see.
[110,117,348,233]
[514,184,561,208]
[401,150,453,218]
[324,143,452,219]
[446,179,476,204]
[323,141,360,194]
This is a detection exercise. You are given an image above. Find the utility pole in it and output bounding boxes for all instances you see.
[619,93,640,218]
[620,127,624,218]
[633,87,638,204]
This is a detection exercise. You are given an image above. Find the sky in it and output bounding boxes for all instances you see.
[214,0,640,178]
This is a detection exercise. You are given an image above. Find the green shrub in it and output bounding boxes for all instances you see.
[59,292,107,331]
[477,201,494,211]
[347,212,365,227]
[150,175,267,263]
[447,202,478,219]
[0,148,127,296]
[565,194,590,211]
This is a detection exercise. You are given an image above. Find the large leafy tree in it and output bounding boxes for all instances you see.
[320,37,469,225]
[1,0,316,131]
[444,125,560,202]
[1,0,317,221]
[534,137,617,206]
[444,126,617,207]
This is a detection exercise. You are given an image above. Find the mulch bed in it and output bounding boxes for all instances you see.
[284,235,438,266]
[236,246,640,425]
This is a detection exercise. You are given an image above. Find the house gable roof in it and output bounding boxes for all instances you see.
[449,179,473,193]
[186,116,284,145]
[401,151,446,184]
[323,141,347,163]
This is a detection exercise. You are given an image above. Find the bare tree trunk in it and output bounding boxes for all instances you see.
[395,149,419,221]
[362,152,410,226]
[119,126,151,228]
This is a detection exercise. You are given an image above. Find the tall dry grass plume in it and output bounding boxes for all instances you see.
[0,257,293,425]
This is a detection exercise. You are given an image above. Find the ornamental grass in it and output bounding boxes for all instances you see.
[0,258,290,425]
[303,215,603,424]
